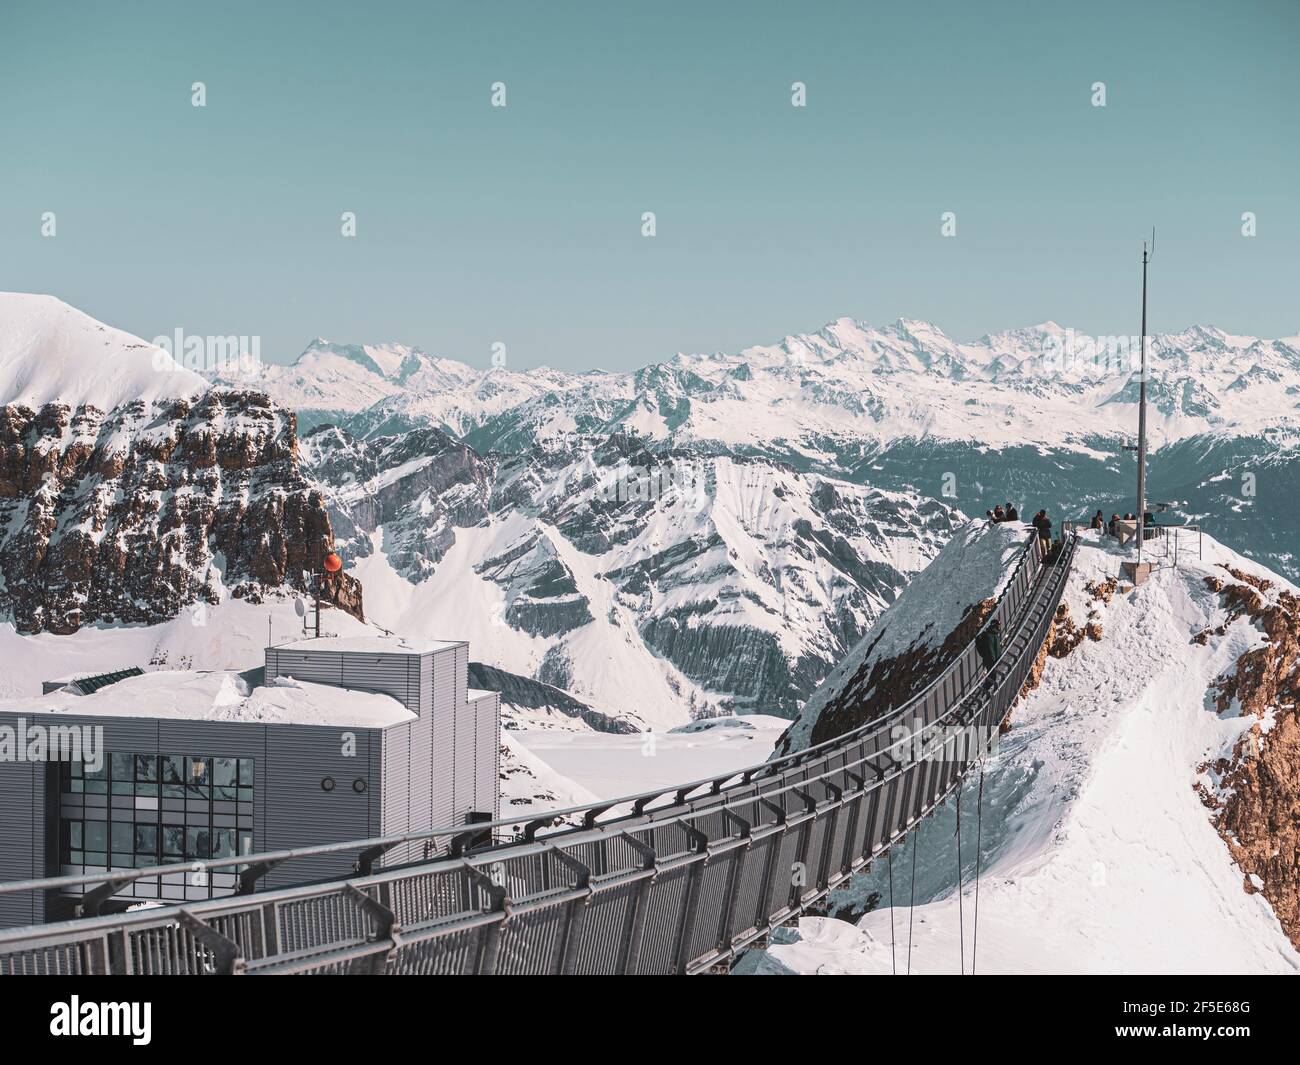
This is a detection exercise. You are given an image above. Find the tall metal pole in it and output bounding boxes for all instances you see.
[1135,241,1149,564]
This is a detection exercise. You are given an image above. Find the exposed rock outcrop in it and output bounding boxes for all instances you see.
[1201,565,1300,948]
[0,391,361,633]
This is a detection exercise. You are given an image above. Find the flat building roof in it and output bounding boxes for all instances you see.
[273,634,464,656]
[2,669,416,729]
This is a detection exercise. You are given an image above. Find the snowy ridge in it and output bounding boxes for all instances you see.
[754,530,1300,974]
[240,315,1300,455]
[778,518,1031,753]
[0,293,206,410]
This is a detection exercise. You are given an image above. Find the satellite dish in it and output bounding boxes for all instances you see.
[294,599,307,618]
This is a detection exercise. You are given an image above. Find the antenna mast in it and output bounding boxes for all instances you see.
[1135,232,1153,563]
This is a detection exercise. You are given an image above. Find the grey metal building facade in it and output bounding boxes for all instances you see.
[0,636,500,928]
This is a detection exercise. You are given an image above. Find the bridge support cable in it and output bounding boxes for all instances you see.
[906,829,918,975]
[972,761,986,976]
[956,787,965,975]
[888,847,896,975]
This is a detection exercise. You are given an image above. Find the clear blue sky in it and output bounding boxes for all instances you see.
[2,0,1296,371]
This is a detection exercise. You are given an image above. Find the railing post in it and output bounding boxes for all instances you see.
[671,825,710,974]
[618,833,658,975]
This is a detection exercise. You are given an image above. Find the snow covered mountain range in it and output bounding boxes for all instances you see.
[227,320,1300,454]
[221,317,1300,589]
[5,292,1297,733]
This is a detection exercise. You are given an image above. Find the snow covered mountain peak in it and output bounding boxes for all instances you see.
[0,292,207,410]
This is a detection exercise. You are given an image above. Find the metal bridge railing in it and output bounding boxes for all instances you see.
[0,532,1078,975]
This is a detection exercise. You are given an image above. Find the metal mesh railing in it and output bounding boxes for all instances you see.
[0,532,1078,976]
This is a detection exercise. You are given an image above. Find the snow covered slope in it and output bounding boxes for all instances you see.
[0,292,206,410]
[777,518,1031,753]
[751,529,1300,974]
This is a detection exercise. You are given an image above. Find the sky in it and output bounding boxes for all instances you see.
[1,0,1297,372]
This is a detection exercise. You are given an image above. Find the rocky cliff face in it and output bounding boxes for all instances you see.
[0,390,361,634]
[1200,565,1300,949]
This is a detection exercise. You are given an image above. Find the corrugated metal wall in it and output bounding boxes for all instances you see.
[430,649,456,832]
[471,692,501,819]
[265,648,423,713]
[381,720,410,864]
[0,710,41,926]
[262,724,376,888]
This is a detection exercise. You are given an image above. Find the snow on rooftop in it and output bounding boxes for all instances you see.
[1,669,415,728]
[0,292,208,410]
[276,634,462,655]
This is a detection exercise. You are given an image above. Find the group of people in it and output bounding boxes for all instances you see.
[1088,509,1144,537]
[985,503,1056,560]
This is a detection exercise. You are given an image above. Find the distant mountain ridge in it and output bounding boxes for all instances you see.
[222,317,1300,457]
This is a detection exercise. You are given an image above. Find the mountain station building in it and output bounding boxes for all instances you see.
[0,635,500,927]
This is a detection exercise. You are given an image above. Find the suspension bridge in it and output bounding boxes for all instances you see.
[0,530,1079,975]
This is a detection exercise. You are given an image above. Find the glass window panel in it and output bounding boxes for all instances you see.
[86,852,107,866]
[238,830,254,856]
[84,822,107,851]
[161,825,185,857]
[237,760,253,786]
[212,828,236,859]
[186,757,210,785]
[135,755,157,782]
[214,786,237,801]
[186,827,210,859]
[111,823,132,852]
[111,854,135,869]
[111,753,133,780]
[134,825,158,855]
[214,758,237,787]
[237,788,253,802]
[161,756,185,796]
[161,756,184,784]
